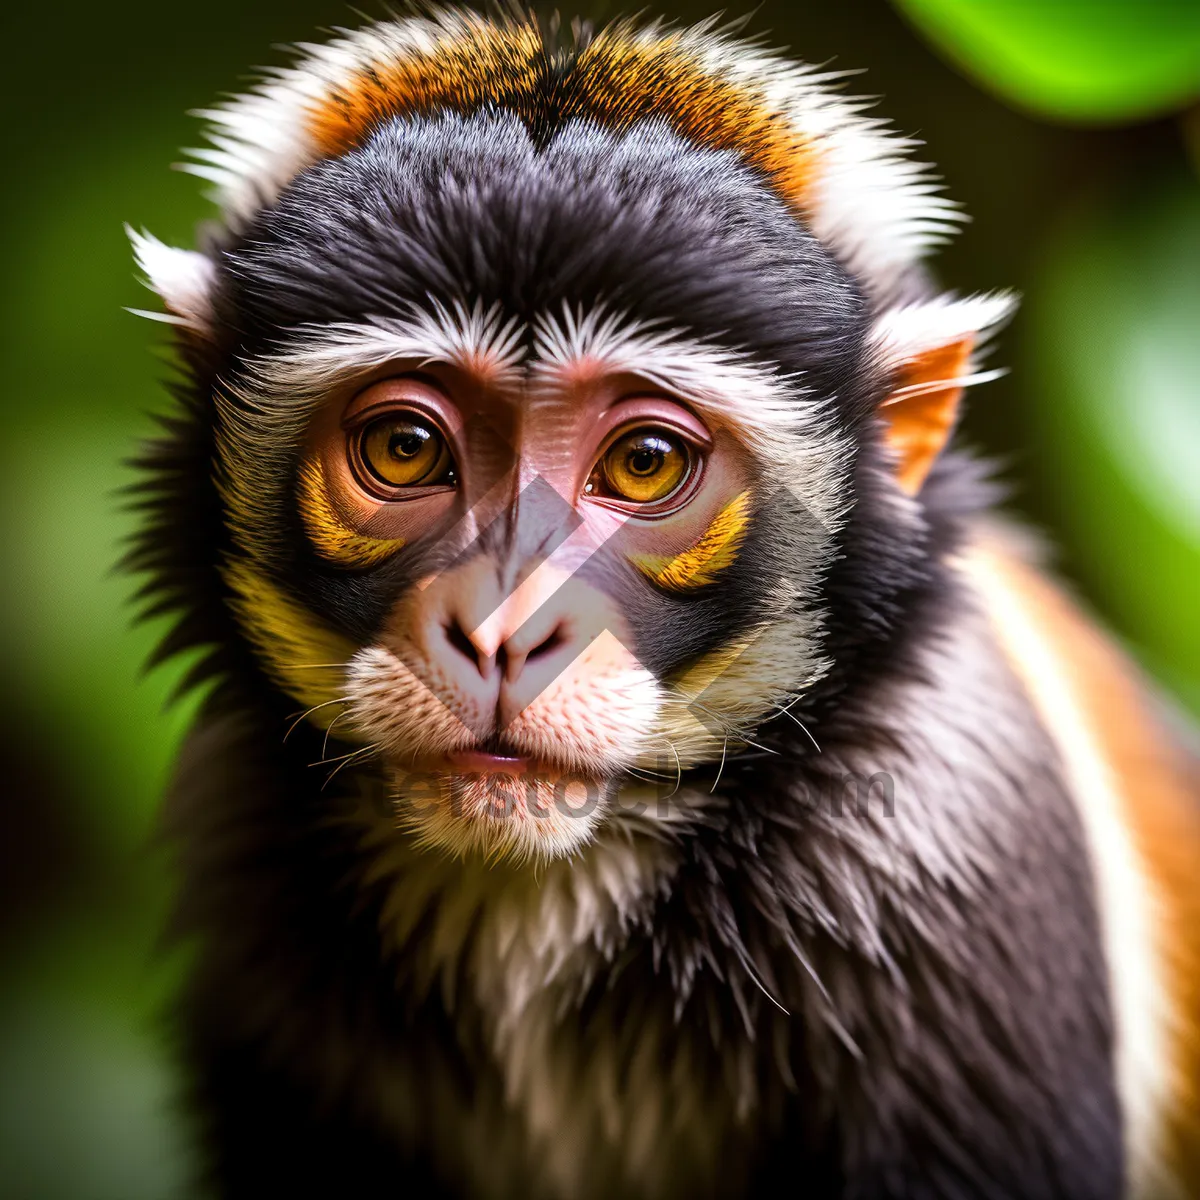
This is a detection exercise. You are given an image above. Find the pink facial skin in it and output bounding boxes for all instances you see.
[308,367,751,570]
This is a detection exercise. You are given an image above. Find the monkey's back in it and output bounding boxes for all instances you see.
[965,528,1200,1196]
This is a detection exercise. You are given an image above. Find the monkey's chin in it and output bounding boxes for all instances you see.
[392,767,609,864]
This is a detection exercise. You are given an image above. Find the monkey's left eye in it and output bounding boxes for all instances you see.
[586,427,694,506]
[352,413,455,493]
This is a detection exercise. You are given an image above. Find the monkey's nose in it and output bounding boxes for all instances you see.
[443,596,582,725]
[423,558,601,730]
[439,614,498,681]
[438,611,567,682]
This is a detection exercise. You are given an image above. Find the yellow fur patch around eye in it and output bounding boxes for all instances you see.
[305,20,819,215]
[633,491,752,591]
[297,460,405,569]
[223,558,357,726]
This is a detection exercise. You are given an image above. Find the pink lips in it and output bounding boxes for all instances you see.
[445,749,532,775]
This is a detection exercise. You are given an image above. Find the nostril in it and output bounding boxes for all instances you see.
[525,624,566,664]
[444,619,483,671]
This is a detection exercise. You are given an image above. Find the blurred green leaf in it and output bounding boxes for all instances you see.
[892,0,1200,122]
[0,117,207,1200]
[1024,172,1200,713]
[0,120,206,855]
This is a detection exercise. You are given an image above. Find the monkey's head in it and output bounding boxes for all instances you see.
[132,10,1011,863]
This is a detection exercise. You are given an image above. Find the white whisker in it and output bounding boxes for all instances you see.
[284,696,349,742]
[711,735,730,794]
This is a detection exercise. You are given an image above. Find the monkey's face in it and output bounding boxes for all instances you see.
[153,90,1006,864]
[311,359,775,859]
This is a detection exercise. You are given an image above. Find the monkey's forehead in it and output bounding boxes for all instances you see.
[185,9,958,307]
[220,114,869,403]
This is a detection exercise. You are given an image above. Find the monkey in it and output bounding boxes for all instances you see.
[127,8,1200,1199]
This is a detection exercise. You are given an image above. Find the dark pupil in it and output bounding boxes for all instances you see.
[627,444,664,476]
[390,427,428,459]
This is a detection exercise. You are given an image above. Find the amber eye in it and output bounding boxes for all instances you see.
[355,413,455,490]
[590,428,691,504]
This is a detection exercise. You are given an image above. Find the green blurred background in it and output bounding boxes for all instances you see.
[0,1,1197,1196]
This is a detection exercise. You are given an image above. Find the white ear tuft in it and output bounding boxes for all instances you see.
[869,292,1017,373]
[126,225,215,337]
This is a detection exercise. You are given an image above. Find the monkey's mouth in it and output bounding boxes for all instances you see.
[443,747,531,776]
[440,733,533,775]
[412,733,550,778]
[345,642,660,860]
[412,729,608,783]
[385,736,611,863]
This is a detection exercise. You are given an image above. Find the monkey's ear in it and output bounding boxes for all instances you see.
[126,226,215,339]
[869,293,1015,494]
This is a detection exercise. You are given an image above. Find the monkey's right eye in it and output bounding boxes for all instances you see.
[352,413,456,494]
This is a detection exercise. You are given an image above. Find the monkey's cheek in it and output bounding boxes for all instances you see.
[394,771,608,863]
[345,645,483,756]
